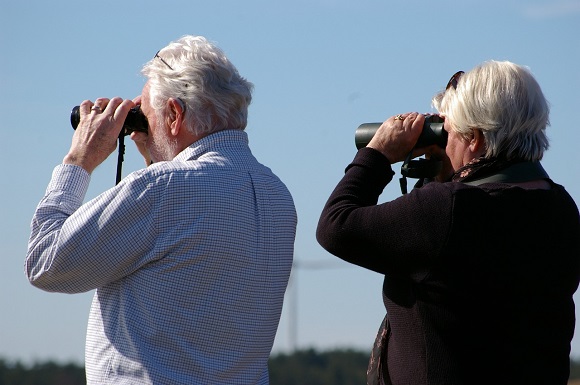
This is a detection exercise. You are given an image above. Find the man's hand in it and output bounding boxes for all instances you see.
[129,95,153,166]
[130,131,152,166]
[63,97,135,173]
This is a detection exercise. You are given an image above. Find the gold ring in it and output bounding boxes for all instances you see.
[394,114,404,120]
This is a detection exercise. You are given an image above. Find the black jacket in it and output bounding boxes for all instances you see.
[317,148,580,385]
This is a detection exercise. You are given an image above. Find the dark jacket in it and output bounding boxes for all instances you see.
[317,148,580,385]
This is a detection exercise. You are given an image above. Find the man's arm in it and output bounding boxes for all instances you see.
[25,165,159,293]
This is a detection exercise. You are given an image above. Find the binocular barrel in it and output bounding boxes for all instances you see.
[70,105,149,136]
[355,115,447,150]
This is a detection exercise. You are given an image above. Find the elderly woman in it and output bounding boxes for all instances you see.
[316,61,580,384]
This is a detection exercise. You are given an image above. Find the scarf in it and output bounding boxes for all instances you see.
[451,157,521,183]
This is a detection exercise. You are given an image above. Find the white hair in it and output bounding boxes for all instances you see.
[142,35,254,136]
[432,60,550,161]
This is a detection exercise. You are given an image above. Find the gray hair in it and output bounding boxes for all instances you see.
[142,35,254,136]
[432,60,550,161]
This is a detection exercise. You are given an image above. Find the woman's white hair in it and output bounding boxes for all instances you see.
[432,60,550,161]
[142,35,254,136]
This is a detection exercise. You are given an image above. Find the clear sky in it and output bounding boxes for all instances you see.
[1,0,579,365]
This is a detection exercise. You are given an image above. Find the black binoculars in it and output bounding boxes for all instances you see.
[70,105,149,137]
[354,115,447,150]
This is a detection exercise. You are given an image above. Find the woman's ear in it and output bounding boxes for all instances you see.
[469,129,486,156]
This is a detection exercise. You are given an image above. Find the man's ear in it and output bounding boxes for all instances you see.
[165,98,186,136]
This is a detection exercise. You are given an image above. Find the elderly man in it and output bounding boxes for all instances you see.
[26,35,297,385]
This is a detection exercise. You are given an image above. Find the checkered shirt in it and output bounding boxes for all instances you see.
[26,130,297,385]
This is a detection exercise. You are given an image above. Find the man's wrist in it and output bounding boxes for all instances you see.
[63,153,95,174]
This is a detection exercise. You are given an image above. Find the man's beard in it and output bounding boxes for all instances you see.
[150,123,179,162]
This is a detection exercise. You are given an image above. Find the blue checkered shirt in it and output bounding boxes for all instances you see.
[26,130,297,385]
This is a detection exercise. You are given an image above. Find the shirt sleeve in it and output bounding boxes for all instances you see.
[316,147,452,276]
[25,164,159,293]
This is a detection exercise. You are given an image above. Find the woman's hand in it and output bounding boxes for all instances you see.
[367,112,425,163]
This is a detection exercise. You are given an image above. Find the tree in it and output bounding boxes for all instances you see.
[0,359,85,385]
[268,348,369,385]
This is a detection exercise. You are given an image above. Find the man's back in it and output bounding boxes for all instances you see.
[27,130,297,385]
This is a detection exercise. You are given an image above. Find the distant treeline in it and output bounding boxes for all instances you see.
[3,349,580,385]
[0,360,85,385]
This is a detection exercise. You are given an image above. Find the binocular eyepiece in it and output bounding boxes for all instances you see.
[70,105,149,137]
[354,114,447,150]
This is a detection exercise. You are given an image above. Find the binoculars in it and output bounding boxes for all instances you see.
[354,115,447,149]
[70,105,149,136]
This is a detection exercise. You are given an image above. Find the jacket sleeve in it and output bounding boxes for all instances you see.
[316,148,452,275]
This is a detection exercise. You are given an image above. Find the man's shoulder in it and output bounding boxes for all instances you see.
[124,161,207,185]
[123,156,273,189]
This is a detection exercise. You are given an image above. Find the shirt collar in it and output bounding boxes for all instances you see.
[173,129,249,162]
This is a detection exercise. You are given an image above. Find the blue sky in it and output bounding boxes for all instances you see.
[1,0,579,364]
